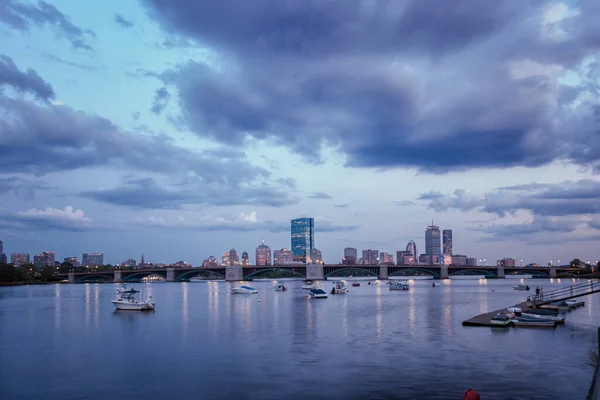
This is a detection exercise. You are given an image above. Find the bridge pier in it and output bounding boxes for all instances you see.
[379,265,388,280]
[440,265,449,279]
[496,266,504,279]
[166,268,175,282]
[114,270,122,283]
[550,268,557,278]
[306,264,324,280]
[225,266,243,281]
[68,272,75,284]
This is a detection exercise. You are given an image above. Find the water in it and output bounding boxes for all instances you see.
[0,278,597,400]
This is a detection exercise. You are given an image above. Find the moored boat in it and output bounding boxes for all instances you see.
[565,300,585,307]
[513,284,530,291]
[526,308,558,316]
[331,281,348,294]
[274,282,287,292]
[520,313,565,324]
[112,286,155,311]
[490,313,512,327]
[352,282,360,287]
[390,281,409,291]
[231,285,258,294]
[302,280,316,289]
[308,288,328,299]
[513,319,557,328]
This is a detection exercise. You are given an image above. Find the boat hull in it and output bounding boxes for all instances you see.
[112,300,155,311]
[231,289,258,294]
[520,313,565,324]
[490,320,512,327]
[513,320,556,328]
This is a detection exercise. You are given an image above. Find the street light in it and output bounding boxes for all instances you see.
[520,259,523,267]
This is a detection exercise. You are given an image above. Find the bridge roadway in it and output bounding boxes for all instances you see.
[57,264,581,283]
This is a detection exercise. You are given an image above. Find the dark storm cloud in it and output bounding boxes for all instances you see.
[0,0,95,50]
[114,14,134,28]
[308,192,332,200]
[418,179,600,217]
[145,0,600,172]
[150,87,171,115]
[0,55,55,100]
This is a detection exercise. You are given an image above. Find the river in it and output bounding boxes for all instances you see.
[0,278,597,399]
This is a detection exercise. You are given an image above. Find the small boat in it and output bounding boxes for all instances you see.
[367,281,378,285]
[231,285,258,294]
[507,306,522,314]
[520,313,565,324]
[112,286,155,311]
[565,300,584,307]
[308,288,328,299]
[490,313,512,327]
[553,301,573,311]
[513,318,557,328]
[389,281,409,291]
[513,284,530,291]
[526,308,558,316]
[274,282,287,292]
[302,280,316,289]
[331,281,348,294]
[352,282,360,287]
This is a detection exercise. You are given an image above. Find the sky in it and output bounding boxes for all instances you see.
[0,0,600,266]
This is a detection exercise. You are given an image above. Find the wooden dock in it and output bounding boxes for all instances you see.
[462,301,529,327]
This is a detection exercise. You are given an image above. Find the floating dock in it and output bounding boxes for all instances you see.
[462,301,529,327]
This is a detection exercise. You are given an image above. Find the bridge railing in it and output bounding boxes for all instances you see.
[529,280,599,305]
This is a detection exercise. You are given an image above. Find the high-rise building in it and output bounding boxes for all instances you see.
[11,253,30,267]
[228,248,239,265]
[64,257,79,266]
[0,253,6,264]
[202,256,219,268]
[291,217,314,263]
[425,224,441,256]
[273,248,294,265]
[343,247,358,264]
[380,252,394,265]
[466,257,477,266]
[310,248,322,264]
[0,240,3,253]
[255,241,272,266]
[33,251,55,268]
[361,249,379,265]
[241,251,249,266]
[443,229,453,256]
[397,251,414,265]
[221,252,230,266]
[82,253,104,267]
[406,240,417,258]
[120,258,137,267]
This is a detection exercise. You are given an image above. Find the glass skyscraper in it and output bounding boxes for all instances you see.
[425,224,441,256]
[443,229,453,256]
[291,217,314,263]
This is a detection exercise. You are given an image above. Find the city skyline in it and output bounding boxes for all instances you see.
[1,1,600,266]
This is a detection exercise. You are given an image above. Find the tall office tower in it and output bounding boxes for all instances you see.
[343,247,358,264]
[221,252,230,266]
[380,252,394,265]
[361,249,379,264]
[425,224,441,256]
[273,248,293,265]
[255,241,272,266]
[0,240,3,253]
[443,229,453,256]
[406,240,418,258]
[310,248,322,264]
[11,253,30,267]
[291,217,314,263]
[82,253,104,267]
[241,251,249,266]
[228,248,239,265]
[33,251,55,268]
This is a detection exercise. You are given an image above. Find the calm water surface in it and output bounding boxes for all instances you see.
[0,278,598,399]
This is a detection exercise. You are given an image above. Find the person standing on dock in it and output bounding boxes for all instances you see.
[535,286,540,301]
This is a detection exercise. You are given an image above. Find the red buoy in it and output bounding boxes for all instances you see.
[463,389,480,400]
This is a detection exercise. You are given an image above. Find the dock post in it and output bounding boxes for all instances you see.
[68,272,75,284]
[113,270,121,283]
[166,268,175,282]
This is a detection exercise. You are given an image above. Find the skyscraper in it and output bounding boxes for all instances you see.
[241,251,249,266]
[291,217,314,263]
[221,252,230,266]
[273,248,293,265]
[406,240,417,258]
[343,247,358,264]
[443,229,453,256]
[310,248,322,264]
[82,253,104,267]
[228,248,239,265]
[425,224,441,257]
[11,253,30,267]
[255,241,272,266]
[361,249,379,265]
[33,251,55,268]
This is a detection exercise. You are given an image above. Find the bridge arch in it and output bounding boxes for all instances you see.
[178,269,225,281]
[75,274,113,283]
[518,270,549,278]
[123,272,166,282]
[390,268,440,278]
[325,268,378,278]
[450,269,496,278]
[244,268,306,280]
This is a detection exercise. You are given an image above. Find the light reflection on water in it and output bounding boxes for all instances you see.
[0,278,598,400]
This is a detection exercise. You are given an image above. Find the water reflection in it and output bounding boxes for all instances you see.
[182,282,188,340]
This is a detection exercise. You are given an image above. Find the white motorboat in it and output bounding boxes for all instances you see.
[565,300,584,307]
[389,281,409,291]
[112,286,155,311]
[308,288,328,298]
[367,281,378,286]
[274,281,288,292]
[231,285,258,294]
[513,284,530,291]
[330,281,347,294]
[520,313,565,324]
[490,313,512,326]
[513,318,556,328]
[302,280,316,289]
